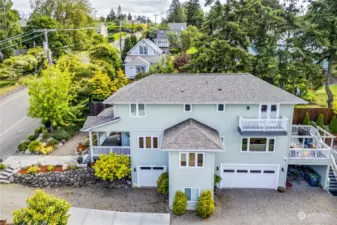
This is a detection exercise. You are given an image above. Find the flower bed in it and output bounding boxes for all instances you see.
[19,165,69,175]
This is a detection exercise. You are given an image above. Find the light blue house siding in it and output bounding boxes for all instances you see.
[90,103,295,188]
[168,152,215,209]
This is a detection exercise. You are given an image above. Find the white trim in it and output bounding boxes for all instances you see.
[216,104,225,112]
[179,152,205,168]
[240,137,276,153]
[137,165,167,187]
[220,164,279,190]
[184,104,192,112]
[258,104,280,119]
[80,118,120,131]
[183,187,200,202]
[161,148,224,152]
[137,136,160,150]
[103,101,307,105]
[129,103,146,117]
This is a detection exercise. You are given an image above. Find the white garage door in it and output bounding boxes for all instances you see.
[138,166,166,187]
[221,164,279,189]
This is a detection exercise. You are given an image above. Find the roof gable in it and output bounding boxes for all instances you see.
[161,118,224,150]
[127,39,163,55]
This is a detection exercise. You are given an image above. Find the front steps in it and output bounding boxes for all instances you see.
[0,166,17,184]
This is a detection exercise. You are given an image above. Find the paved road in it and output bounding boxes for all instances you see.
[0,87,40,160]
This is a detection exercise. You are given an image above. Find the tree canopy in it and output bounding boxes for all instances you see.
[167,0,186,23]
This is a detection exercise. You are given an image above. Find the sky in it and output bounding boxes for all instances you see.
[11,0,212,22]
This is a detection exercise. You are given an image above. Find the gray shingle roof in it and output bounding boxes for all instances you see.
[125,55,165,65]
[82,116,117,130]
[104,74,307,104]
[168,23,187,34]
[161,118,224,150]
[154,30,169,39]
[97,107,114,117]
[142,39,163,54]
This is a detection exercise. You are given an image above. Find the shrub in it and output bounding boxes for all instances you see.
[47,165,55,172]
[47,139,59,147]
[317,113,324,128]
[28,140,42,153]
[303,112,310,125]
[27,165,39,174]
[330,115,337,133]
[157,172,169,195]
[196,190,215,218]
[42,132,50,139]
[40,146,54,155]
[214,174,222,186]
[93,153,131,181]
[0,163,6,170]
[28,133,38,141]
[51,128,71,141]
[18,141,29,152]
[13,189,71,225]
[172,191,187,215]
[34,126,43,136]
[70,164,78,170]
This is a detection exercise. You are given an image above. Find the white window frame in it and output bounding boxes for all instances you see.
[240,137,276,153]
[258,104,280,119]
[184,104,192,112]
[183,187,200,202]
[179,152,205,168]
[136,66,146,73]
[129,103,146,117]
[138,136,159,150]
[216,104,225,112]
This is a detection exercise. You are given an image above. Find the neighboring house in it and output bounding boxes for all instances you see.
[153,23,187,54]
[124,39,165,79]
[96,23,108,38]
[81,73,337,210]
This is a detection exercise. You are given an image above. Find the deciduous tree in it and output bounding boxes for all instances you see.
[167,0,186,23]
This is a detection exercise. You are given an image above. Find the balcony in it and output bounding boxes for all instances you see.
[238,116,289,136]
[92,146,130,157]
[288,125,335,163]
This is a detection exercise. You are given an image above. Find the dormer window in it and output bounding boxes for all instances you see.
[139,46,148,55]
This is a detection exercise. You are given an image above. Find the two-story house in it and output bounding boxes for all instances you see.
[81,74,337,210]
[153,23,187,54]
[124,39,165,79]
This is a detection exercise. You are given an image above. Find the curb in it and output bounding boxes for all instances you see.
[0,85,25,99]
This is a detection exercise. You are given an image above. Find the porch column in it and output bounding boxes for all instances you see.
[89,131,94,162]
[97,132,100,146]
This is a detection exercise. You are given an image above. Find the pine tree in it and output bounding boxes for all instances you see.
[317,113,324,128]
[128,13,132,21]
[106,8,116,21]
[117,5,122,19]
[130,35,138,46]
[122,37,133,60]
[185,0,204,28]
[167,0,186,23]
[329,115,337,133]
[303,112,310,125]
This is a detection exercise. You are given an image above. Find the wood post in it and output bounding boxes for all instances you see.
[89,131,93,162]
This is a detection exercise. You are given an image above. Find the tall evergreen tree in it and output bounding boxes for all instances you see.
[130,35,137,46]
[122,37,133,60]
[127,13,132,21]
[167,0,186,23]
[106,8,116,21]
[185,0,204,28]
[117,5,122,19]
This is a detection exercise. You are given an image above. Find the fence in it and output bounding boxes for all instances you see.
[89,102,111,116]
[293,108,334,125]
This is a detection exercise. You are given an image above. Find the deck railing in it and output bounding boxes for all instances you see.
[92,146,131,157]
[238,116,288,132]
[288,149,331,160]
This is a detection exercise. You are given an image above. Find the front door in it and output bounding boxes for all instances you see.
[260,104,279,128]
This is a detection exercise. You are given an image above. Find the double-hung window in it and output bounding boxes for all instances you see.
[241,137,275,152]
[180,152,204,167]
[130,104,145,117]
[139,46,148,55]
[136,66,146,74]
[138,136,159,149]
[184,188,200,202]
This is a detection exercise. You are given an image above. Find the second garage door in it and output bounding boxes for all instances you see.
[220,164,279,189]
[138,166,166,187]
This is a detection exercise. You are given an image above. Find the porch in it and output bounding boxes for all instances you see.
[238,116,289,136]
[88,131,131,161]
[288,125,334,161]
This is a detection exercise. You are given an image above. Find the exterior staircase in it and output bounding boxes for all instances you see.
[0,166,17,184]
[328,168,337,192]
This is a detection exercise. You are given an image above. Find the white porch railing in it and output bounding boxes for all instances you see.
[238,116,288,132]
[331,149,337,176]
[288,149,331,160]
[92,146,131,157]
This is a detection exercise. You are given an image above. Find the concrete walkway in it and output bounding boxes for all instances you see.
[3,155,78,169]
[68,207,170,225]
[49,132,87,156]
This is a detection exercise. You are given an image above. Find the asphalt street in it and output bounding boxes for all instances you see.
[0,87,40,161]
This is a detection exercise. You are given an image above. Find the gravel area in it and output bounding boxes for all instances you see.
[1,184,336,225]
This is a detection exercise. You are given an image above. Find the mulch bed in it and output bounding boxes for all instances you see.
[19,165,70,175]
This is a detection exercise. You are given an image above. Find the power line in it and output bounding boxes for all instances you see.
[0,33,44,51]
[0,30,43,45]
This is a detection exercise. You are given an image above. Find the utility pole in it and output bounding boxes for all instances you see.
[119,20,122,58]
[43,29,52,66]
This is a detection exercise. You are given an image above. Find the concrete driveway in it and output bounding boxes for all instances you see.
[68,207,170,225]
[0,87,40,160]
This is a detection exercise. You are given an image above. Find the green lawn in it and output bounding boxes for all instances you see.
[307,84,337,108]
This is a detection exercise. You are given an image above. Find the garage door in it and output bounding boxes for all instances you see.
[138,166,166,187]
[221,164,279,189]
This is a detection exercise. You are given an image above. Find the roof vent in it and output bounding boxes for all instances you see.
[218,88,222,91]
[181,89,184,92]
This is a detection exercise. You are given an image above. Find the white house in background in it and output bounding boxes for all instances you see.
[124,39,165,79]
[96,23,108,38]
